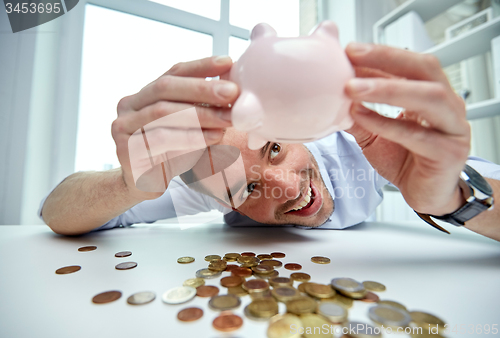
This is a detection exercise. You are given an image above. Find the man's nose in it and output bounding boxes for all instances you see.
[264,168,301,203]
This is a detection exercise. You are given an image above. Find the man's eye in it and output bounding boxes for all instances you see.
[241,182,257,200]
[270,143,281,159]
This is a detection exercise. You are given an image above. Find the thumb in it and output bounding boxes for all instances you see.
[345,103,377,150]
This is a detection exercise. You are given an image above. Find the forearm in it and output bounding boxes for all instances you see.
[463,178,500,241]
[42,168,147,235]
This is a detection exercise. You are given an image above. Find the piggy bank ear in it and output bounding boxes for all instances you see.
[311,21,338,39]
[247,134,268,150]
[231,91,264,132]
[251,23,277,40]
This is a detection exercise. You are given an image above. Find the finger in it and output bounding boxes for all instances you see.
[346,78,467,135]
[129,76,239,111]
[350,104,469,162]
[346,43,449,84]
[165,56,233,78]
[353,66,400,79]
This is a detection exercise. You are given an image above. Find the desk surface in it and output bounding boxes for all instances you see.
[0,222,499,338]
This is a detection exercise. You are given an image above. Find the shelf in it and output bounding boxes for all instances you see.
[424,16,500,68]
[373,0,461,43]
[466,98,500,120]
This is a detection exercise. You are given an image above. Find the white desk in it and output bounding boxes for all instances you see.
[0,222,499,338]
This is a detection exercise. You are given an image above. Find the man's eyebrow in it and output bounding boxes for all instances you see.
[260,141,271,159]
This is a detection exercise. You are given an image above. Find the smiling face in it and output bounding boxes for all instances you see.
[202,128,334,227]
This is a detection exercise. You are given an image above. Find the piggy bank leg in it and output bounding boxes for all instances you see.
[231,91,264,132]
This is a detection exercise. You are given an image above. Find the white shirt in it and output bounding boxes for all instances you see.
[39,132,500,231]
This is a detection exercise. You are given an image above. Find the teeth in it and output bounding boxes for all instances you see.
[292,186,313,211]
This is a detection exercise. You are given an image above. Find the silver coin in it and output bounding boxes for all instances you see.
[115,262,137,270]
[243,305,270,322]
[331,277,365,292]
[195,268,222,279]
[317,302,347,323]
[368,305,411,328]
[127,291,156,305]
[343,321,381,337]
[162,286,196,304]
[208,294,241,311]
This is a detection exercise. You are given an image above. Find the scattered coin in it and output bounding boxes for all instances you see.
[115,262,137,270]
[231,267,253,278]
[284,263,302,270]
[360,291,379,303]
[343,321,381,337]
[225,264,239,272]
[270,252,286,258]
[208,259,228,271]
[410,311,446,333]
[254,270,279,280]
[286,296,317,315]
[196,285,220,297]
[208,294,241,311]
[267,314,302,338]
[249,289,273,300]
[247,298,279,318]
[212,313,243,332]
[260,260,283,268]
[162,286,196,304]
[242,279,269,293]
[183,277,205,288]
[78,246,96,252]
[269,277,293,288]
[377,300,407,311]
[220,276,243,288]
[304,283,336,299]
[318,302,347,323]
[311,256,330,264]
[196,268,222,279]
[331,277,366,299]
[177,307,204,322]
[241,252,256,257]
[177,256,195,264]
[257,254,274,260]
[290,272,311,282]
[55,265,81,275]
[205,255,221,261]
[244,304,270,322]
[92,290,122,304]
[252,264,274,274]
[127,291,156,305]
[368,304,412,329]
[300,313,332,337]
[227,285,249,297]
[362,281,386,292]
[322,293,353,309]
[224,253,241,262]
[271,286,300,303]
[114,251,132,258]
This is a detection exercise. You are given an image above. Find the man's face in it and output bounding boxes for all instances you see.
[213,128,334,227]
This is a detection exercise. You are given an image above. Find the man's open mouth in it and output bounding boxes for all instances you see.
[284,181,322,217]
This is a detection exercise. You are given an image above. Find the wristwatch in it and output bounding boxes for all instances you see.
[416,164,494,234]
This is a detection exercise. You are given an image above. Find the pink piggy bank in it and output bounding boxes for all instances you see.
[229,21,355,149]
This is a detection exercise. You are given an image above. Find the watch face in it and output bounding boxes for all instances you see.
[464,165,493,196]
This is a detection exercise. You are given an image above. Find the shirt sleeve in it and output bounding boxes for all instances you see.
[466,156,500,180]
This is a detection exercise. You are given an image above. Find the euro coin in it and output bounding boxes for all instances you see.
[212,313,243,332]
[360,291,379,303]
[247,298,279,318]
[321,293,353,309]
[290,272,311,282]
[227,285,248,297]
[231,267,253,278]
[162,286,196,304]
[126,291,156,305]
[225,264,239,272]
[250,289,273,300]
[177,256,195,264]
[377,300,407,311]
[362,281,386,292]
[300,313,333,338]
[183,277,205,288]
[238,256,259,264]
[286,296,317,315]
[115,262,137,270]
[304,283,335,299]
[208,259,227,271]
[271,252,286,258]
[78,246,96,252]
[298,282,313,294]
[204,255,221,262]
[368,304,411,329]
[244,304,270,322]
[269,277,293,288]
[311,256,330,264]
[115,251,132,258]
[177,307,203,322]
[260,259,283,268]
[284,263,302,270]
[196,285,219,298]
[257,254,274,260]
[55,265,81,275]
[242,279,269,293]
[331,277,366,299]
[410,311,446,333]
[208,294,241,311]
[196,268,222,279]
[317,302,347,323]
[271,286,300,303]
[220,276,243,288]
[342,321,381,338]
[252,264,274,274]
[254,270,279,280]
[224,253,241,261]
[241,252,256,257]
[267,314,303,338]
[92,290,122,304]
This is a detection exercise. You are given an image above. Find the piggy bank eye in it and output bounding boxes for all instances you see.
[270,143,281,159]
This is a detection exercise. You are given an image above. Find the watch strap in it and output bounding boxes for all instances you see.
[431,199,490,226]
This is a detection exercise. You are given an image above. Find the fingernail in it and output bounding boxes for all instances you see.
[217,110,232,122]
[215,82,238,99]
[347,42,373,55]
[214,55,232,65]
[205,129,223,140]
[348,78,375,95]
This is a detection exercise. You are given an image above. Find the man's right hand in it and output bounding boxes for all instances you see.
[111,56,239,200]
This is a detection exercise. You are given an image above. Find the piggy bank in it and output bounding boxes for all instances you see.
[229,21,355,149]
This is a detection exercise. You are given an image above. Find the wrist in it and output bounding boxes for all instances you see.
[118,167,163,202]
[429,185,467,217]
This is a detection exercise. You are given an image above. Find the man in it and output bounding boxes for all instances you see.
[39,43,500,240]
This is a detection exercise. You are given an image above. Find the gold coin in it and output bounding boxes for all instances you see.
[269,277,293,288]
[331,277,366,299]
[224,253,241,260]
[321,294,353,309]
[271,286,300,303]
[177,256,195,264]
[227,285,249,297]
[311,256,330,264]
[290,272,311,282]
[208,294,241,311]
[368,305,411,329]
[195,268,222,279]
[205,255,221,261]
[252,264,274,274]
[267,314,303,338]
[286,296,318,315]
[257,254,274,260]
[298,282,313,294]
[304,283,336,299]
[78,246,97,252]
[237,256,259,264]
[250,289,273,300]
[247,298,279,318]
[242,279,270,293]
[410,311,446,333]
[183,277,205,288]
[300,313,333,338]
[362,281,386,292]
[260,260,283,268]
[208,259,227,271]
[377,300,407,311]
[254,270,279,280]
